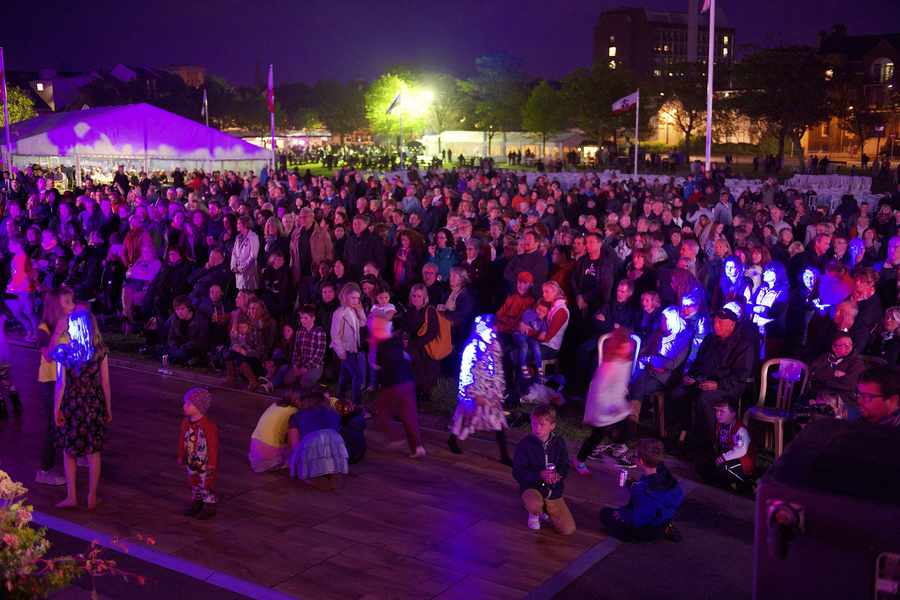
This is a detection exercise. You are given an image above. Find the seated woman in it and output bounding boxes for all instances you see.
[749,261,789,359]
[287,391,349,486]
[248,391,300,473]
[865,306,900,367]
[803,333,865,420]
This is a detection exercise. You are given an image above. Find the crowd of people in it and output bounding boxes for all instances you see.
[3,156,900,539]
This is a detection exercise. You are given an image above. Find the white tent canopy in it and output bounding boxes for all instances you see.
[1,103,271,179]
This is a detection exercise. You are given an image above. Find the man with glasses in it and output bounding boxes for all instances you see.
[856,367,900,427]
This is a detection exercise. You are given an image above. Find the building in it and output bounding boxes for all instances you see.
[803,25,899,162]
[167,65,207,89]
[594,3,735,80]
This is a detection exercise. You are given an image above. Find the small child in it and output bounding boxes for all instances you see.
[600,439,684,542]
[369,285,397,321]
[515,301,549,380]
[287,391,349,484]
[512,405,576,535]
[261,323,295,392]
[698,399,755,489]
[178,388,219,519]
[249,390,300,472]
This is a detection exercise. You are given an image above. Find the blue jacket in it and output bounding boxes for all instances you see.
[617,464,684,528]
[513,433,570,500]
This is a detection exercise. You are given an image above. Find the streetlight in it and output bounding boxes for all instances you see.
[388,86,434,166]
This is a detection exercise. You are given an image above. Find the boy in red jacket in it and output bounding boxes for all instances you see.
[178,387,219,519]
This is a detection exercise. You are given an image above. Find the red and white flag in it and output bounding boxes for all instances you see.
[612,91,639,113]
[266,64,275,114]
[701,0,712,12]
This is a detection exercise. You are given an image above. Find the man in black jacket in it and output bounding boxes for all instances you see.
[570,232,617,315]
[187,246,231,307]
[670,308,755,445]
[164,296,210,366]
[503,229,548,296]
[343,214,386,279]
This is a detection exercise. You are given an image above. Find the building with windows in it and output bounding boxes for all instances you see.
[804,26,899,162]
[593,4,735,79]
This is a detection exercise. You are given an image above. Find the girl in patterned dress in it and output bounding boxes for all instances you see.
[52,309,112,510]
[448,315,512,465]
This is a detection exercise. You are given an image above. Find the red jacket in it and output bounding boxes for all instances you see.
[496,293,535,334]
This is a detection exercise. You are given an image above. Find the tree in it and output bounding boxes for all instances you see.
[829,72,886,163]
[0,85,37,127]
[521,80,565,157]
[659,64,707,155]
[365,73,428,142]
[729,46,830,167]
[314,80,366,144]
[460,53,527,156]
[560,64,645,149]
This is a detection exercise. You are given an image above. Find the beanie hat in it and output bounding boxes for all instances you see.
[184,387,212,415]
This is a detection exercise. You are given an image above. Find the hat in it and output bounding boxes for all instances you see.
[184,387,212,415]
[715,308,739,322]
[517,271,534,284]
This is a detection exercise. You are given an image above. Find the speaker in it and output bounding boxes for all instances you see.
[753,419,900,599]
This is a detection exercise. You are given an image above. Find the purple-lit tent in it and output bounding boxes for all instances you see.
[2,103,270,180]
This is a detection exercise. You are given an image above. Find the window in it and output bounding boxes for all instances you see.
[663,44,670,52]
[609,46,617,57]
[821,122,830,137]
[609,35,616,44]
[609,60,617,70]
[723,35,730,45]
[872,58,894,83]
[653,69,662,77]
[35,82,44,91]
[825,68,834,81]
[723,47,729,57]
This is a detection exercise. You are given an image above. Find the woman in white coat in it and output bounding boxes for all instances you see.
[231,216,260,292]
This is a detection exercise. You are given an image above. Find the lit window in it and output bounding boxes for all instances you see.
[36,82,44,91]
[609,60,617,70]
[723,35,729,45]
[653,69,662,77]
[821,123,829,136]
[873,59,894,83]
[609,35,616,44]
[723,47,729,57]
[668,72,674,77]
[664,44,670,52]
[825,68,834,81]
[609,46,617,57]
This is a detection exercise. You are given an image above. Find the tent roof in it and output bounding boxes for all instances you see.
[2,103,270,162]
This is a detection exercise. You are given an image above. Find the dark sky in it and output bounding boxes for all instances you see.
[4,0,899,85]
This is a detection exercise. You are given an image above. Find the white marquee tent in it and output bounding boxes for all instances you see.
[1,103,271,181]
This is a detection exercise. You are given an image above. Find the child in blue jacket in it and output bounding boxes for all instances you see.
[600,438,684,542]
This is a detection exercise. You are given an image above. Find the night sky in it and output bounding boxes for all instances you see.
[4,0,899,84]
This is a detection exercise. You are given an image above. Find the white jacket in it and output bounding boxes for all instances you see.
[230,230,260,290]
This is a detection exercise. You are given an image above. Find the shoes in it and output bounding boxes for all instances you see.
[24,333,37,343]
[573,461,591,476]
[410,446,427,459]
[527,514,541,530]
[663,522,683,543]
[10,390,22,414]
[259,382,274,393]
[617,451,637,469]
[609,444,629,458]
[500,455,513,467]
[183,500,204,517]
[35,470,66,486]
[195,503,217,520]
[447,435,462,454]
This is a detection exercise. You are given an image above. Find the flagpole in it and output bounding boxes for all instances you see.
[704,0,716,172]
[268,64,276,170]
[1,47,13,184]
[203,89,209,128]
[634,89,640,177]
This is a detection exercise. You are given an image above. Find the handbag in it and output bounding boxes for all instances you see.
[418,307,452,361]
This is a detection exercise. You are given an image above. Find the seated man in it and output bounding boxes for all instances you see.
[804,333,865,419]
[670,307,755,446]
[600,439,684,542]
[196,284,230,350]
[163,295,210,366]
[187,246,231,307]
[856,367,900,427]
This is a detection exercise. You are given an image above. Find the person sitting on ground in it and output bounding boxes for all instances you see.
[224,317,265,391]
[268,305,327,392]
[697,399,756,491]
[856,367,900,427]
[513,404,576,535]
[248,390,300,473]
[599,438,684,543]
[287,391,349,486]
[163,295,210,366]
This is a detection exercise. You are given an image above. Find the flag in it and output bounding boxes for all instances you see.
[701,0,711,12]
[386,92,401,115]
[612,91,639,113]
[266,64,274,114]
[201,88,208,119]
[0,47,6,106]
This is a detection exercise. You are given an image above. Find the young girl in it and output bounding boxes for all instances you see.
[574,327,637,475]
[249,390,300,472]
[369,284,397,321]
[331,283,367,407]
[287,392,349,485]
[6,236,40,342]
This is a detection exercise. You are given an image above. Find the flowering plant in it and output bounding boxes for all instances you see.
[0,470,145,599]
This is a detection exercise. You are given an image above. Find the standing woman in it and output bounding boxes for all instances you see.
[231,216,260,293]
[34,288,75,486]
[52,309,112,510]
[448,315,512,465]
[403,284,440,404]
[331,283,367,407]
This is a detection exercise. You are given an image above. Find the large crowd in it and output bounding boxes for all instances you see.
[2,156,900,538]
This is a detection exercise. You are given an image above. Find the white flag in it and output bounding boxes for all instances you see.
[612,91,639,113]
[701,0,712,12]
[386,92,401,115]
[201,88,208,119]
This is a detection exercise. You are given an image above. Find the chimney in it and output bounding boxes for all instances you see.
[687,0,699,63]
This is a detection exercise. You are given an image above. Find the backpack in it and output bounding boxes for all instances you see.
[419,307,452,361]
